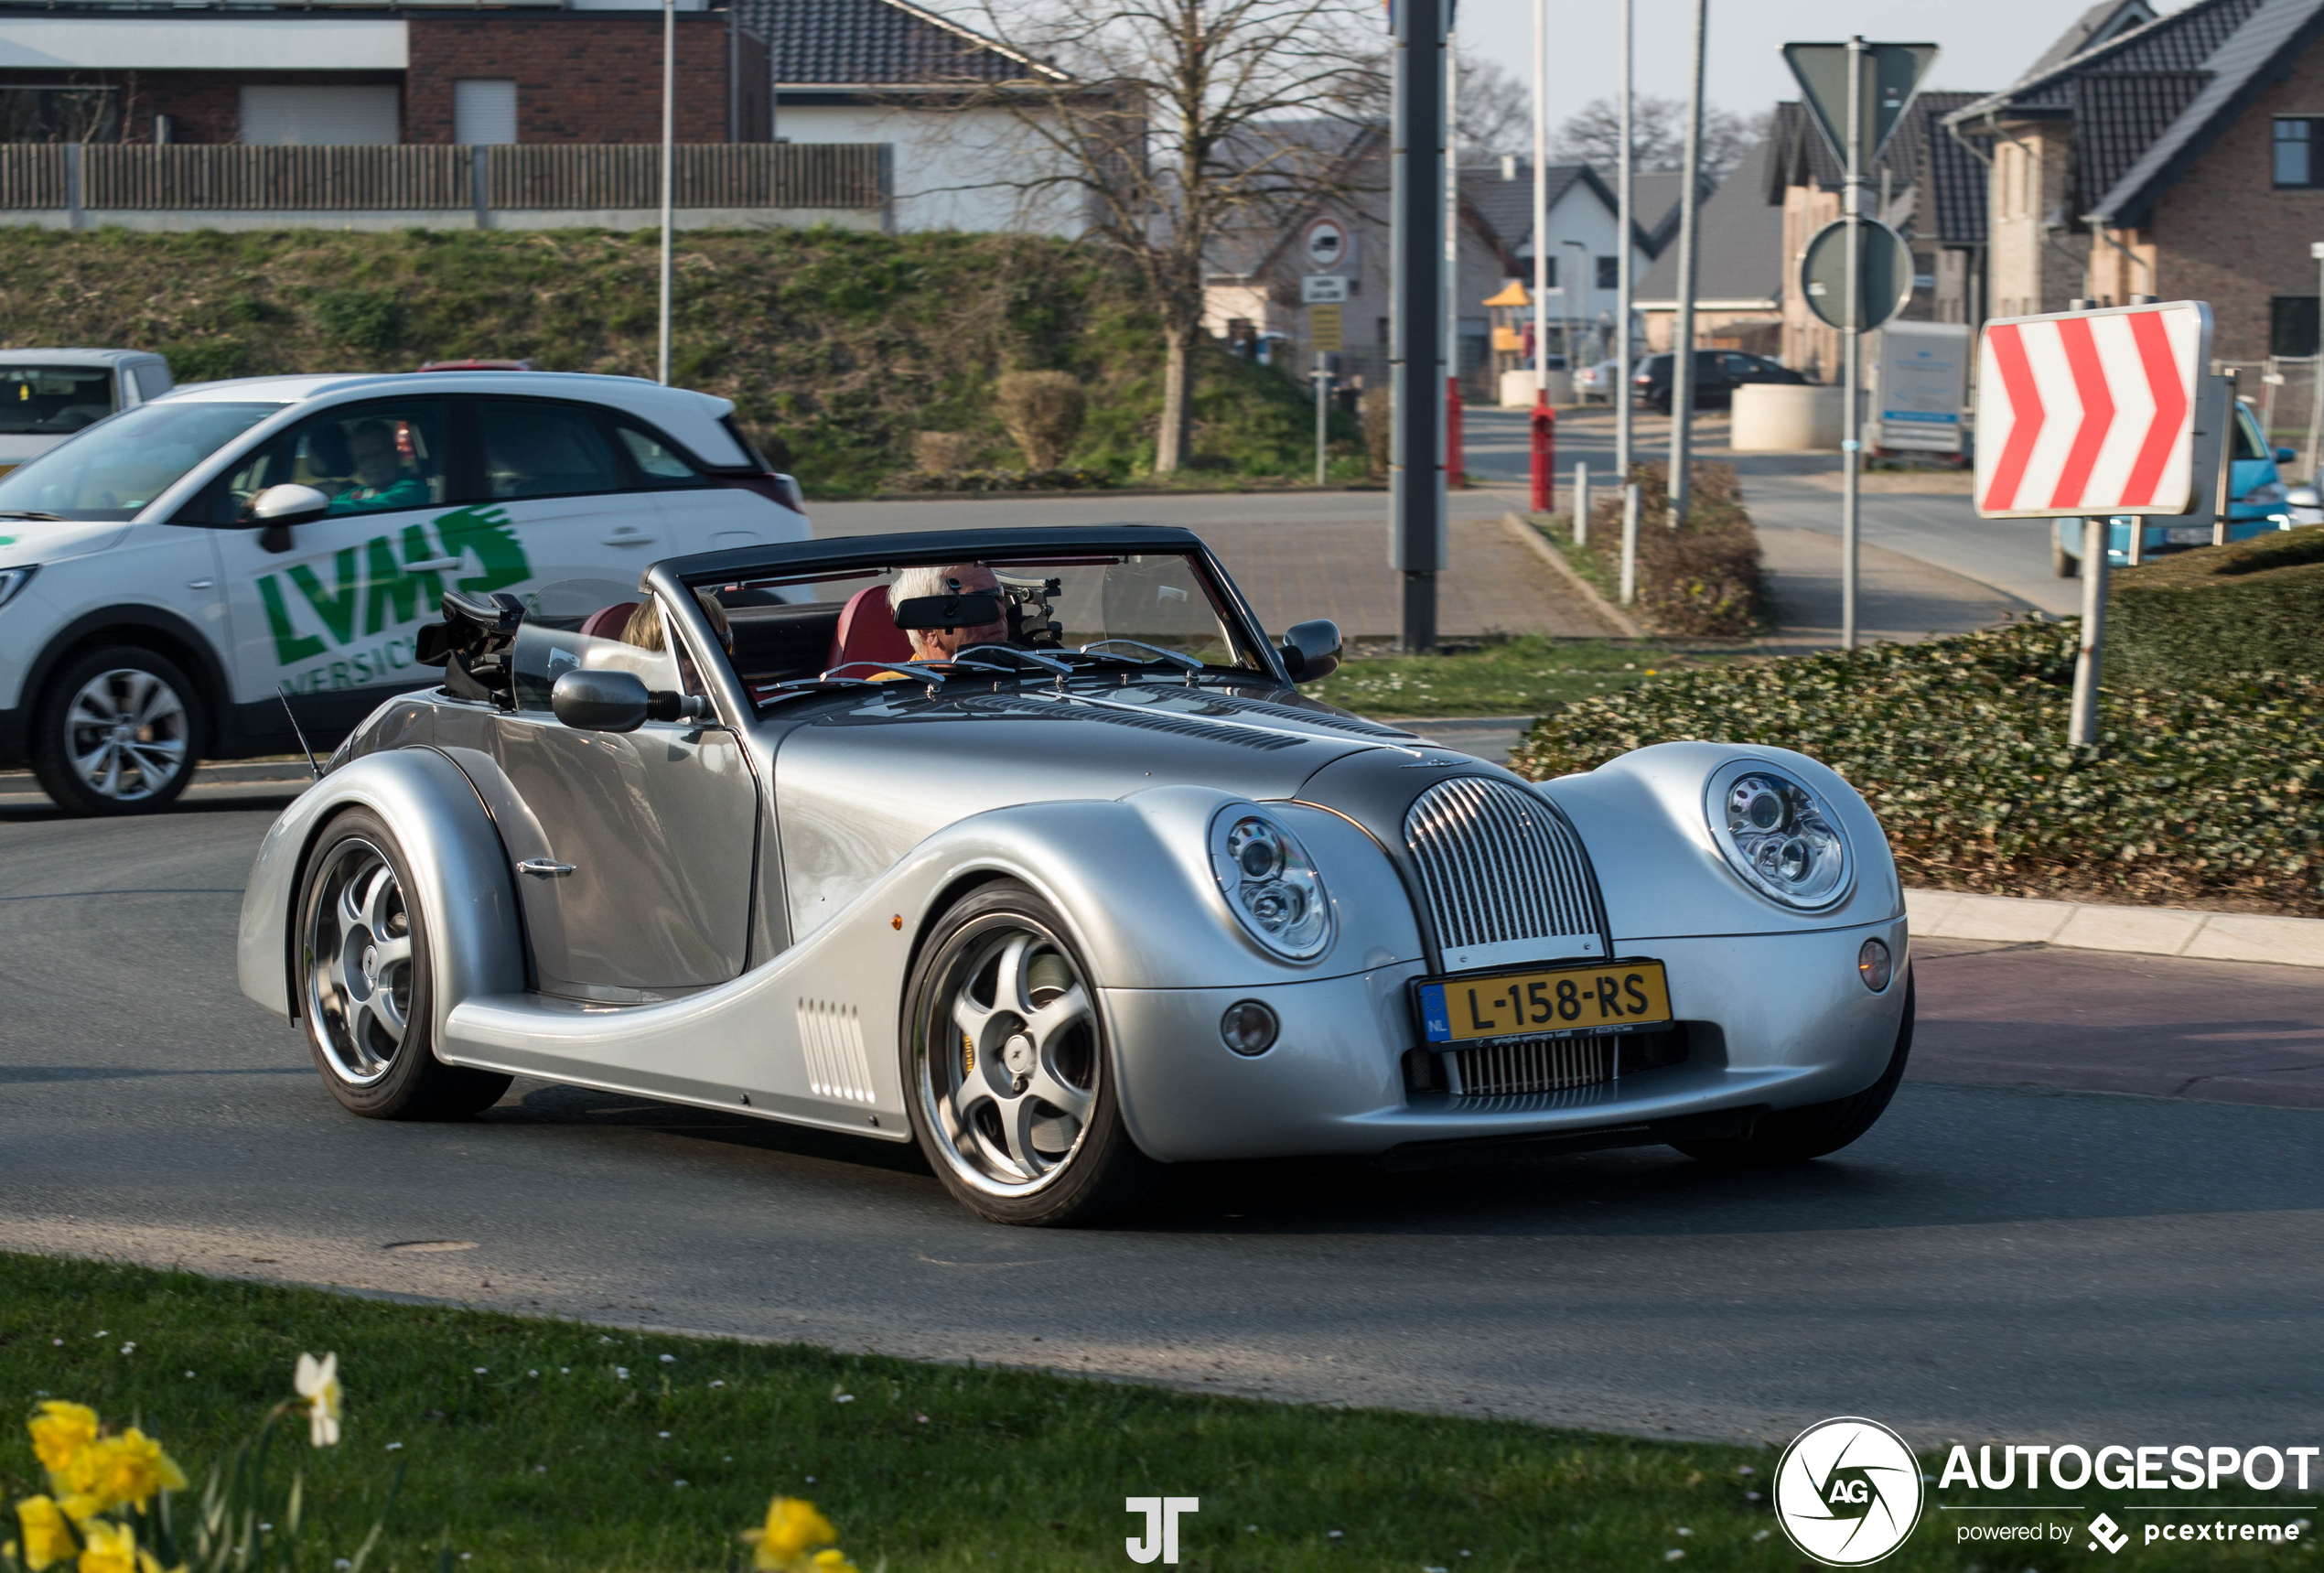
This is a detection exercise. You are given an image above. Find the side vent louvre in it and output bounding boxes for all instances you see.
[795,998,876,1103]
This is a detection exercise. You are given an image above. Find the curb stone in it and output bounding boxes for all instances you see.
[1908,889,2324,969]
[1499,512,1645,639]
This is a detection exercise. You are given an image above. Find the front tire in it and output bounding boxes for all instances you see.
[1673,973,1913,1167]
[296,809,511,1120]
[30,645,203,816]
[902,880,1156,1225]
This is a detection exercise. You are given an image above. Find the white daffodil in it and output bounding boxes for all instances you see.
[295,1352,343,1448]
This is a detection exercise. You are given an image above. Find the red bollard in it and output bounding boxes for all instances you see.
[1529,392,1556,514]
[1446,375,1466,490]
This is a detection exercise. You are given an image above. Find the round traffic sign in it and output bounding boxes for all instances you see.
[1800,219,1915,331]
[1303,216,1349,271]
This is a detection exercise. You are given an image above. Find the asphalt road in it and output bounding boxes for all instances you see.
[5,785,2321,1448]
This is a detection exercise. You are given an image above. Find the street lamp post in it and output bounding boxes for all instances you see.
[657,0,675,387]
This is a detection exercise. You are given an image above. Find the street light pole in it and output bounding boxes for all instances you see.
[1665,0,1706,524]
[1614,0,1634,490]
[1390,0,1448,652]
[1840,34,1866,649]
[657,0,675,387]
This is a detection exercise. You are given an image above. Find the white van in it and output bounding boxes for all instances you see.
[0,350,175,476]
[0,371,811,814]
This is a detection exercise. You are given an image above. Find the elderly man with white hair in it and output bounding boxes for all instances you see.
[888,561,1009,661]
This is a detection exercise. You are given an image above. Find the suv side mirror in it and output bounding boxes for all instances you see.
[551,668,649,733]
[1279,619,1342,683]
[246,482,332,554]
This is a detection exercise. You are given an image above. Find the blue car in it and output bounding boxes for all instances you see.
[2053,399,2297,575]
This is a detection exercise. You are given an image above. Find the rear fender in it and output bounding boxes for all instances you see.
[236,749,525,1040]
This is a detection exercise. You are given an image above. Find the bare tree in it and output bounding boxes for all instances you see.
[1456,54,1532,159]
[1554,96,1768,185]
[952,0,1383,474]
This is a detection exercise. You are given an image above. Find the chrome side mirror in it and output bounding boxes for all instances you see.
[1279,619,1342,683]
[247,482,331,554]
[2286,483,2321,508]
[551,668,649,733]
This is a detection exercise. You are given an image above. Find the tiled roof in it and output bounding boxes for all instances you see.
[1945,0,2268,120]
[2016,0,2160,86]
[1630,171,1690,255]
[1888,91,1988,246]
[1459,160,1589,255]
[735,0,1066,86]
[1635,137,1781,307]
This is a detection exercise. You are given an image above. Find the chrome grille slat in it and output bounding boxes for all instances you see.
[1404,777,1605,954]
[1449,1033,1615,1097]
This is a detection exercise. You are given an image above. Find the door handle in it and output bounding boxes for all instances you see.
[404,556,464,572]
[519,859,575,878]
[185,579,214,589]
[602,532,658,546]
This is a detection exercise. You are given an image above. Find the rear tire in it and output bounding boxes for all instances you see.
[30,645,203,816]
[902,880,1157,1225]
[1673,973,1913,1167]
[2052,536,2080,578]
[295,809,512,1120]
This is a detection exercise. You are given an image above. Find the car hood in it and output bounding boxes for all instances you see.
[769,679,1445,941]
[0,516,131,566]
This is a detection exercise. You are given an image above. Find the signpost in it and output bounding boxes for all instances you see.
[1973,298,2212,747]
[1782,38,1936,651]
[1306,281,1346,486]
[1390,0,1448,652]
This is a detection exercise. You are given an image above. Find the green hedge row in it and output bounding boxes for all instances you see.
[2106,527,2324,688]
[1510,617,2324,913]
[1572,460,1767,637]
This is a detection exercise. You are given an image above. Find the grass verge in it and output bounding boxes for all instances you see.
[4,1253,2308,1570]
[1299,637,1708,719]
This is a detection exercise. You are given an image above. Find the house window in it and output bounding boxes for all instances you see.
[455,81,519,146]
[2275,118,2324,187]
[239,86,399,145]
[2272,296,2319,356]
[1596,255,1618,290]
[1542,255,1558,290]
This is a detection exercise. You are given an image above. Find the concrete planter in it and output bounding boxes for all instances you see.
[1499,369,1572,408]
[1731,382,1842,450]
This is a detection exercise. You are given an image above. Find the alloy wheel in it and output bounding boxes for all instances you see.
[62,667,188,803]
[305,839,416,1085]
[916,916,1102,1196]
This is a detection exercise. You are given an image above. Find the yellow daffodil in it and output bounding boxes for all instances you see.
[293,1352,341,1449]
[809,1551,857,1573]
[743,1497,839,1571]
[71,1519,172,1573]
[57,1429,187,1516]
[9,1494,78,1572]
[28,1402,99,1478]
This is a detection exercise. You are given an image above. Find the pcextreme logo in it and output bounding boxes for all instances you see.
[1775,1417,1926,1567]
[257,505,531,691]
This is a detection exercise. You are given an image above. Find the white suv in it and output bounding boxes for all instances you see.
[0,372,811,814]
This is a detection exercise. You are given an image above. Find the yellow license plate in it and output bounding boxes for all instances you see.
[1415,960,1672,1044]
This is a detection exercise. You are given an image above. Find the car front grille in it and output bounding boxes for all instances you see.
[1403,776,1605,956]
[1447,1034,1615,1096]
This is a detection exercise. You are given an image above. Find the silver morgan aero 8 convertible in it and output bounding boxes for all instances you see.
[236,524,1914,1225]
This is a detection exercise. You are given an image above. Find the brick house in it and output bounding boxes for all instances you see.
[1943,0,2324,362]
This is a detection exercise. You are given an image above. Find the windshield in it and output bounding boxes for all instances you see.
[0,401,283,521]
[1,366,116,436]
[707,550,1265,691]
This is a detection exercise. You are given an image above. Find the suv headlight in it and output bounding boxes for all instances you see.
[1210,806,1332,960]
[0,565,35,611]
[2243,479,2287,505]
[1705,761,1853,910]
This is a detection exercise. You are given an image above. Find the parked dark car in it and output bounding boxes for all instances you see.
[1633,350,1807,414]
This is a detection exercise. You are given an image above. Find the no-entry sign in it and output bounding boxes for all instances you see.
[1974,299,2211,518]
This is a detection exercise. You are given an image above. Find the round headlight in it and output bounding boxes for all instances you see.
[1706,763,1853,910]
[1210,807,1332,960]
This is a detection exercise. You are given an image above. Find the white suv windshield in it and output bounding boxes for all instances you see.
[0,366,116,435]
[0,401,283,521]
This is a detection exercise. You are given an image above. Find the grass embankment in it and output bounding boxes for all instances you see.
[1539,462,1768,639]
[1301,636,1700,718]
[1512,618,2324,916]
[0,229,1363,496]
[6,1254,2308,1572]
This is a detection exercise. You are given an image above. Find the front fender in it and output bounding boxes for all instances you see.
[1541,740,1903,941]
[235,748,526,1040]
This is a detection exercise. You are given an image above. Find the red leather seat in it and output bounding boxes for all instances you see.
[824,585,913,672]
[577,602,639,641]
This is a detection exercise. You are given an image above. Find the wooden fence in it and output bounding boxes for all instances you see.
[0,143,887,211]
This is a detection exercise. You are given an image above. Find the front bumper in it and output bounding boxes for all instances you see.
[1107,917,1910,1163]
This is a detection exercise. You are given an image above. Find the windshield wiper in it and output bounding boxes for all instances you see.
[0,511,69,522]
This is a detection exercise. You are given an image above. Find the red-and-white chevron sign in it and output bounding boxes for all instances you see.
[1974,300,2211,518]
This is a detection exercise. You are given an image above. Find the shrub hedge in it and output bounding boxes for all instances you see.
[1509,617,2324,913]
[2106,526,2324,688]
[1573,460,1766,637]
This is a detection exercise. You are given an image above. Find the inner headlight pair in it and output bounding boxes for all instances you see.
[1707,762,1852,910]
[1210,806,1332,960]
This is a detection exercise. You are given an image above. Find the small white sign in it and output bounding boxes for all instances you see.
[1303,216,1351,271]
[1300,275,1350,304]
